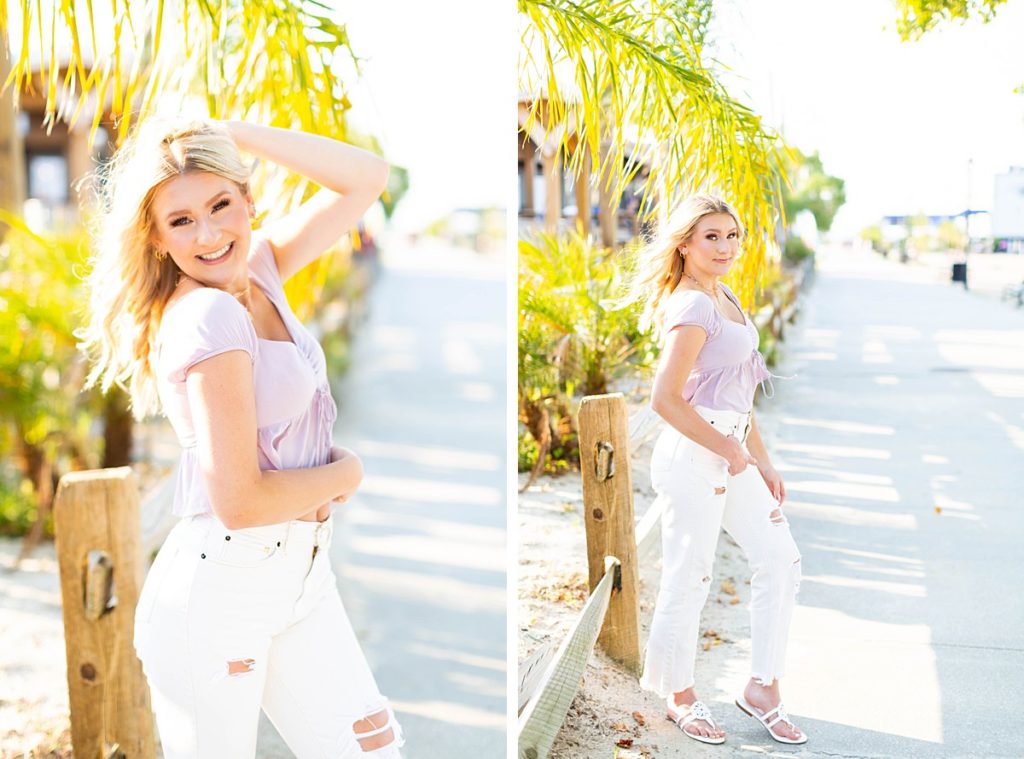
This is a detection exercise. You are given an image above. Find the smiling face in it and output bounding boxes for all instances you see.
[680,212,741,281]
[149,171,254,291]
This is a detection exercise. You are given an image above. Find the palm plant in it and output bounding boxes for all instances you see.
[519,229,654,485]
[519,0,789,306]
[0,211,103,547]
[892,0,1007,39]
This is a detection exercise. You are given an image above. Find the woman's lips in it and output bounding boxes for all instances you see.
[195,241,234,265]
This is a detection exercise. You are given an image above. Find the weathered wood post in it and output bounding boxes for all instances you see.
[53,467,155,758]
[578,393,642,675]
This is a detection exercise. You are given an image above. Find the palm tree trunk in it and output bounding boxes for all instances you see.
[102,388,134,468]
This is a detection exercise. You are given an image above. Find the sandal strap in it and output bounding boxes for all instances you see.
[763,702,795,730]
[672,699,718,729]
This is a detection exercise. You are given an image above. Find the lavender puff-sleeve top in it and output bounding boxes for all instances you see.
[662,283,783,413]
[155,234,338,518]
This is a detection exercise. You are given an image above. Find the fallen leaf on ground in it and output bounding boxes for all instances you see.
[934,506,942,514]
[720,579,736,595]
[612,722,629,732]
[616,737,634,748]
[703,641,712,651]
[729,596,741,605]
[632,711,647,726]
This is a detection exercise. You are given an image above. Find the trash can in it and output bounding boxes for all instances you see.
[951,262,968,288]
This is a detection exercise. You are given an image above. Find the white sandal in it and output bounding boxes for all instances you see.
[735,694,808,744]
[666,698,726,745]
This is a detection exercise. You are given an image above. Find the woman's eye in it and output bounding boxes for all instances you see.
[169,199,228,227]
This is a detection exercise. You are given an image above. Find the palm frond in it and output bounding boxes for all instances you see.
[519,0,789,304]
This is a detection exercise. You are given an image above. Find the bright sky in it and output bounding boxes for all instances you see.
[332,1,511,232]
[709,0,1024,238]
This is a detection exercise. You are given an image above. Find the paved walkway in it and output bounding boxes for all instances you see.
[720,244,1024,757]
[259,237,507,757]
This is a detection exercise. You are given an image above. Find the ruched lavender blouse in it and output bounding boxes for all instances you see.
[155,234,337,518]
[663,283,782,413]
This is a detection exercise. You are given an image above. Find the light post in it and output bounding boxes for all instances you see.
[966,157,973,256]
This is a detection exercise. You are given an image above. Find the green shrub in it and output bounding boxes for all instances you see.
[783,236,814,264]
[0,217,105,536]
[518,230,654,476]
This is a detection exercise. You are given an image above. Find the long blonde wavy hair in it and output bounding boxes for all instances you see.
[76,118,252,420]
[629,193,745,339]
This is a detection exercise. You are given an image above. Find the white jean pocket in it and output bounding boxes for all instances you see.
[204,531,281,569]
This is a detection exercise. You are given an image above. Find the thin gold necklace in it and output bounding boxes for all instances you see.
[683,270,719,299]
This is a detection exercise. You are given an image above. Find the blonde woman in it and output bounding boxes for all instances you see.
[78,118,403,758]
[635,194,806,745]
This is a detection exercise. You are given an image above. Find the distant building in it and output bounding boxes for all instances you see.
[517,96,649,246]
[993,167,1024,251]
[2,62,117,232]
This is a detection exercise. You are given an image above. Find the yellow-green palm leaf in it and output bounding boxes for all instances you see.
[519,0,790,305]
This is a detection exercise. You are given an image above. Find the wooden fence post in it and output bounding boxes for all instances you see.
[53,467,155,758]
[578,393,642,675]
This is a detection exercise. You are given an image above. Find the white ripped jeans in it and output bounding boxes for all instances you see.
[133,512,403,758]
[640,405,801,698]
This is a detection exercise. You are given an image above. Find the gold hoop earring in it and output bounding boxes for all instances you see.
[154,249,167,261]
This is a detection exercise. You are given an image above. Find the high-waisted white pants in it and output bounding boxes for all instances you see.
[640,405,801,698]
[133,512,403,758]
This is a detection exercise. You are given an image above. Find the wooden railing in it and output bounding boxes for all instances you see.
[53,468,156,758]
[518,394,657,759]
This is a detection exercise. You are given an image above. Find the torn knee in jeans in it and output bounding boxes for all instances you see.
[226,658,255,676]
[351,700,404,753]
[769,508,787,525]
[714,486,726,495]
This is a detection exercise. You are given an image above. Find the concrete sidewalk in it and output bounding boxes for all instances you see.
[724,244,1024,757]
[256,237,507,758]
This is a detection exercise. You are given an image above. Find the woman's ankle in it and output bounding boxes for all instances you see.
[745,677,780,701]
[670,687,697,707]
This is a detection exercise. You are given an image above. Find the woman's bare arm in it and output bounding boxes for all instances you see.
[745,412,771,466]
[746,411,786,504]
[223,121,389,282]
[186,350,362,529]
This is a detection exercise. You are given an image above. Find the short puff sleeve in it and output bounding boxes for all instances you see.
[246,233,285,296]
[664,292,722,340]
[158,288,258,384]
